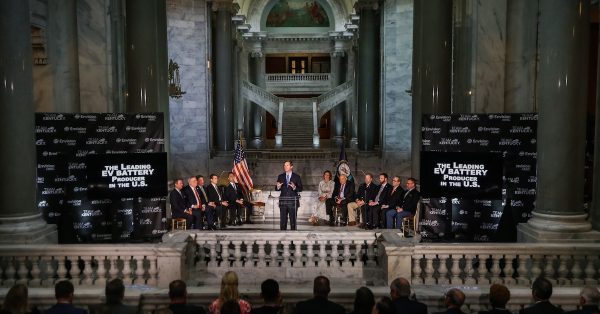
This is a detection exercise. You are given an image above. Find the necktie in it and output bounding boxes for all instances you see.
[214,184,222,200]
[233,183,236,191]
[339,184,345,198]
[193,188,200,205]
[286,174,290,185]
[375,184,385,203]
[199,186,208,200]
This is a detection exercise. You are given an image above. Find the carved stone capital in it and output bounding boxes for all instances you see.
[212,0,239,14]
[354,0,379,12]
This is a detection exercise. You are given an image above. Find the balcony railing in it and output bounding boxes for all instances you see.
[266,73,330,82]
[265,73,332,94]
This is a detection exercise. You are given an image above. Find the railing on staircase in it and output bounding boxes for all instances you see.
[316,80,354,119]
[241,80,280,119]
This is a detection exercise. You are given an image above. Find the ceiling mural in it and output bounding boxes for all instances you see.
[266,0,330,27]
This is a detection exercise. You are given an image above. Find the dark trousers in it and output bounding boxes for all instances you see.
[326,198,348,222]
[200,207,215,229]
[227,205,242,224]
[214,205,226,227]
[279,204,297,230]
[173,211,199,229]
[369,205,383,228]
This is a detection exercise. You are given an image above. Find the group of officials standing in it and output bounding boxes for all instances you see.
[169,173,253,230]
[318,172,420,229]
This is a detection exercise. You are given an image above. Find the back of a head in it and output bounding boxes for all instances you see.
[221,299,241,314]
[105,278,125,305]
[55,280,75,301]
[390,278,411,298]
[261,279,280,303]
[169,280,187,300]
[313,276,331,298]
[3,284,29,314]
[489,284,510,308]
[581,286,600,305]
[220,271,240,302]
[353,287,375,314]
[374,297,395,314]
[446,288,465,308]
[531,277,553,301]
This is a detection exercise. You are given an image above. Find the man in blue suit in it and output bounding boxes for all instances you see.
[275,160,302,230]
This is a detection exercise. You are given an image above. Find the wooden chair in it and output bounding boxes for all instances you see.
[401,199,421,237]
[171,218,187,230]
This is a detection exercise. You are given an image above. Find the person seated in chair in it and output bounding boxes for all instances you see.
[368,173,392,229]
[182,176,205,230]
[386,178,420,230]
[224,172,245,226]
[347,174,378,229]
[169,178,193,229]
[383,176,405,229]
[326,174,354,226]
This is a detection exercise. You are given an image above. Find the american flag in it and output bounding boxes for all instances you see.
[232,141,253,195]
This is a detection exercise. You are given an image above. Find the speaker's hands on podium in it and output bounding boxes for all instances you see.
[289,181,296,190]
[276,181,283,189]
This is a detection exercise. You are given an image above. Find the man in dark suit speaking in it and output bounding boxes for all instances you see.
[275,160,302,230]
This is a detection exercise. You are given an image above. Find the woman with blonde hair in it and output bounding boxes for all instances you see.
[0,284,39,314]
[209,271,251,314]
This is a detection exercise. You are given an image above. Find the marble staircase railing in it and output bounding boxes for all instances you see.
[0,242,189,288]
[378,232,600,287]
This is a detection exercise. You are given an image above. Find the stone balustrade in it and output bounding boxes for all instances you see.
[378,232,600,287]
[180,231,381,285]
[0,242,189,288]
[266,73,330,82]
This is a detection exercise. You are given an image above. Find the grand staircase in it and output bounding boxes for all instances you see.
[281,110,313,148]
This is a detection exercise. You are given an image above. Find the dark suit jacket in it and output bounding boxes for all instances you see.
[169,303,206,314]
[373,183,392,205]
[393,297,428,314]
[42,304,87,314]
[354,183,378,203]
[479,309,512,314]
[387,186,405,209]
[206,184,224,205]
[89,303,138,314]
[296,297,345,314]
[169,188,188,218]
[432,308,465,314]
[251,305,282,314]
[399,188,421,215]
[331,181,355,205]
[224,183,244,208]
[520,301,564,314]
[276,172,303,207]
[183,185,202,209]
[565,305,600,314]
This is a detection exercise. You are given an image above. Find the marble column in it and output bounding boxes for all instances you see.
[330,47,346,147]
[518,0,600,242]
[109,0,127,113]
[48,0,80,113]
[213,0,238,151]
[410,0,452,179]
[248,41,265,149]
[356,0,378,151]
[349,45,359,149]
[590,1,600,232]
[125,0,170,174]
[504,0,538,113]
[125,0,169,113]
[0,0,57,243]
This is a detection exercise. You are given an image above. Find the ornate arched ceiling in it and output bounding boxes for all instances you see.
[235,0,356,32]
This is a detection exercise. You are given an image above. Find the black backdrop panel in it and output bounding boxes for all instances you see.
[35,113,167,243]
[420,113,537,242]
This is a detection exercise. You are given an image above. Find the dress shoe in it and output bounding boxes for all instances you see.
[348,221,357,226]
[358,223,365,229]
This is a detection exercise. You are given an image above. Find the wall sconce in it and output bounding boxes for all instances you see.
[168,59,186,99]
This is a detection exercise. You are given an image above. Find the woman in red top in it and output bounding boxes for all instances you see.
[209,271,251,314]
